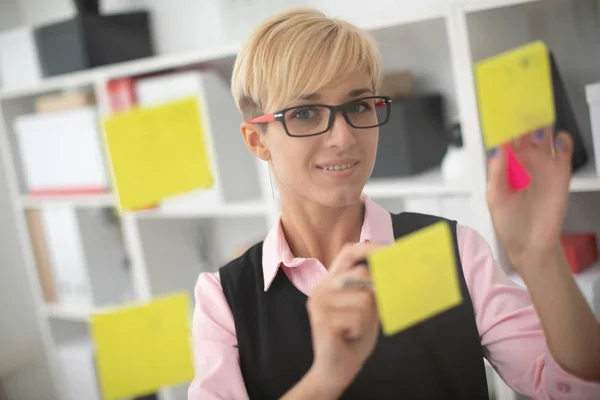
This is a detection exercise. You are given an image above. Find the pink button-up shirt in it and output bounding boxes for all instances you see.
[189,196,600,399]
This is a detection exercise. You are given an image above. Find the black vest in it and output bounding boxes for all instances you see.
[220,212,489,399]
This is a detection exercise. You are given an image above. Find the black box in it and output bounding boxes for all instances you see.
[371,94,448,178]
[550,52,588,172]
[34,12,154,77]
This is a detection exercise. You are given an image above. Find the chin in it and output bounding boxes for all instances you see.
[315,186,364,208]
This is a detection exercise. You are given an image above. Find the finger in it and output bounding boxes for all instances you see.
[340,277,373,291]
[329,309,374,341]
[516,129,537,152]
[325,287,374,311]
[553,131,573,166]
[329,242,381,275]
[530,125,554,153]
[335,266,372,291]
[486,145,509,206]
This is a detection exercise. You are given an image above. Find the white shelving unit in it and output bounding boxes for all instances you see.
[1,1,599,400]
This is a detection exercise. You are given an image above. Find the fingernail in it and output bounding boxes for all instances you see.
[556,137,565,149]
[489,147,498,158]
[535,129,544,142]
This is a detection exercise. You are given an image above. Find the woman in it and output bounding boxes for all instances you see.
[189,8,600,399]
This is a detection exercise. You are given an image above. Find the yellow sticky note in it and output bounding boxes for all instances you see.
[103,97,214,212]
[368,221,462,336]
[475,40,555,149]
[90,293,194,400]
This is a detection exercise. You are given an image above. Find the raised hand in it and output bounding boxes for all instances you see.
[486,126,573,270]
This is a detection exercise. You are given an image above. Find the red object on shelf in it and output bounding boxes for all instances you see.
[107,78,137,112]
[561,233,598,274]
[29,187,107,196]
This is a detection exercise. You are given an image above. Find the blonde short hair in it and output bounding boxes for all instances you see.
[231,8,382,121]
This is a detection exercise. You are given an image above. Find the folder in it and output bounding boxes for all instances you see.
[39,207,94,308]
[90,292,194,400]
[103,97,214,212]
[14,106,109,196]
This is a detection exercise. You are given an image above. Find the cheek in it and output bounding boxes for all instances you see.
[362,131,379,161]
[268,136,313,182]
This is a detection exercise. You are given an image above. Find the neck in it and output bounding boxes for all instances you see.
[279,193,365,269]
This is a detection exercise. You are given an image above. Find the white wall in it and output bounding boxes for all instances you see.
[15,0,146,26]
[17,0,74,26]
[0,139,55,397]
[11,0,454,54]
[0,0,23,31]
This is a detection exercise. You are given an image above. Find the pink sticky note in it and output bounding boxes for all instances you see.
[505,145,530,191]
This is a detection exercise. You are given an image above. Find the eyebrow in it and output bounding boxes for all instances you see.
[348,88,374,98]
[298,87,374,101]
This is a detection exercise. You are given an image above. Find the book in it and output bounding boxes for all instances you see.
[24,210,58,303]
[35,90,96,113]
[107,78,137,113]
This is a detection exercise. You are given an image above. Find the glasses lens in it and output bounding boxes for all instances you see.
[284,105,330,136]
[346,96,388,128]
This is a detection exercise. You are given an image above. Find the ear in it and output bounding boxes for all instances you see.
[241,122,271,161]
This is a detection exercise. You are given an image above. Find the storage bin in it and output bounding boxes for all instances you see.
[34,12,154,77]
[371,94,448,178]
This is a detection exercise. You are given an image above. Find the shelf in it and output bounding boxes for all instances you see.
[43,304,91,322]
[0,69,99,101]
[0,43,240,101]
[364,168,472,198]
[135,200,269,219]
[570,164,600,193]
[102,42,239,81]
[20,193,115,208]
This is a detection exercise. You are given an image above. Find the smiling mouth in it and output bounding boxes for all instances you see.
[317,161,359,171]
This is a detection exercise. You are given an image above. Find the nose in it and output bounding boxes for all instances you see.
[326,111,357,149]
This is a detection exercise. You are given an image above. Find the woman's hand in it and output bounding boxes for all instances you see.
[486,126,573,270]
[305,242,381,396]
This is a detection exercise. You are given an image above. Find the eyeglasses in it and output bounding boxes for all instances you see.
[249,95,392,137]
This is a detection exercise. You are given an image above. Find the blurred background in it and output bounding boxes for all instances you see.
[0,0,599,399]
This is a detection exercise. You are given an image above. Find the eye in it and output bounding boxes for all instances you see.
[291,107,318,120]
[347,101,370,114]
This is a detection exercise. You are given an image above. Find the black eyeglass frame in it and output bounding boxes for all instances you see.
[270,95,393,138]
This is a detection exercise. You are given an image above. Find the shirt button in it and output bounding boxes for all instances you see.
[557,382,571,393]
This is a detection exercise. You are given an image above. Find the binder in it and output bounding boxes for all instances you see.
[39,207,93,308]
[107,78,137,113]
[24,210,58,303]
[14,107,109,196]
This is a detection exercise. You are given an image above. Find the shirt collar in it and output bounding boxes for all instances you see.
[261,194,394,291]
